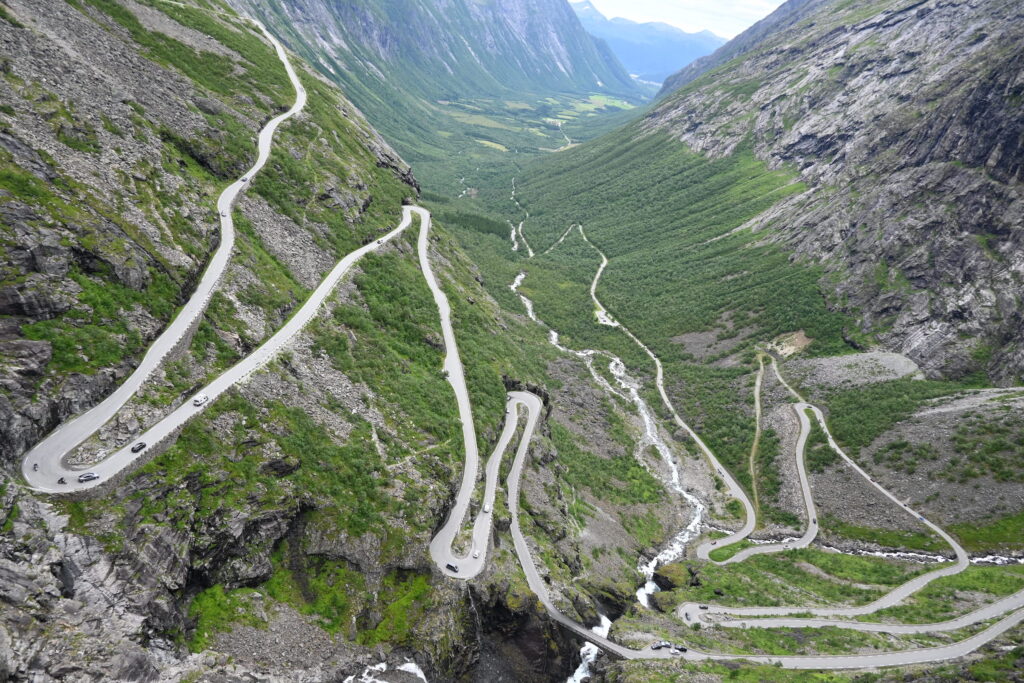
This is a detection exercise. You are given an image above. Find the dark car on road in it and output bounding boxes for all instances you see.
[445,563,459,572]
[131,442,146,453]
[650,640,670,650]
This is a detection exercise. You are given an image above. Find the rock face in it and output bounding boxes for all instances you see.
[648,0,1024,382]
[0,0,415,468]
[229,0,639,100]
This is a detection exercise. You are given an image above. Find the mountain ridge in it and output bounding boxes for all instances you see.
[646,0,1024,381]
[658,0,831,96]
[570,0,725,83]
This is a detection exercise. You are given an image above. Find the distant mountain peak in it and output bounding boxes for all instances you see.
[570,2,725,83]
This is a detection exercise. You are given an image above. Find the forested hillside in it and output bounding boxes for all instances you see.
[442,0,1023,530]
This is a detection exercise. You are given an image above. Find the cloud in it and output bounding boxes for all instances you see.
[585,0,787,39]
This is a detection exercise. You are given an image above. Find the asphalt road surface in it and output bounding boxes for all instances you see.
[483,221,1019,669]
[20,20,307,493]
[15,19,1018,665]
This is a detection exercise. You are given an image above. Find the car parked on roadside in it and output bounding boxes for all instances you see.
[650,640,670,650]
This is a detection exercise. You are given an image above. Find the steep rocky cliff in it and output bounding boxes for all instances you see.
[230,0,638,101]
[648,0,1024,381]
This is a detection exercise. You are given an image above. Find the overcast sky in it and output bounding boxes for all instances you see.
[585,0,787,39]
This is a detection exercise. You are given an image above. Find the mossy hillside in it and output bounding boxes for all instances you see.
[821,378,973,460]
[871,404,1024,485]
[0,126,210,375]
[951,509,1024,552]
[549,421,664,507]
[187,584,265,652]
[860,564,1024,624]
[22,270,178,374]
[654,548,935,613]
[74,0,292,112]
[818,514,947,554]
[187,542,435,653]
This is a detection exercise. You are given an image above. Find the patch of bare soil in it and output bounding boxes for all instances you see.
[213,600,354,675]
[784,351,924,397]
[811,459,933,536]
[767,330,813,357]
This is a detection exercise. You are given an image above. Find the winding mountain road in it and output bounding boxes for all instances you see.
[484,218,1023,669]
[20,20,306,493]
[419,202,497,580]
[16,15,1021,668]
[18,28,419,495]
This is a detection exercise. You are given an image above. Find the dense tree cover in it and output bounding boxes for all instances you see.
[473,130,859,496]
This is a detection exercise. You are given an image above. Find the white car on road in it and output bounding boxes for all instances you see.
[192,394,210,407]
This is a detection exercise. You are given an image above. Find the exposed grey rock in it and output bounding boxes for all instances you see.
[648,0,1024,382]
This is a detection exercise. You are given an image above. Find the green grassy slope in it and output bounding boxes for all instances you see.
[232,0,654,195]
[448,127,857,495]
